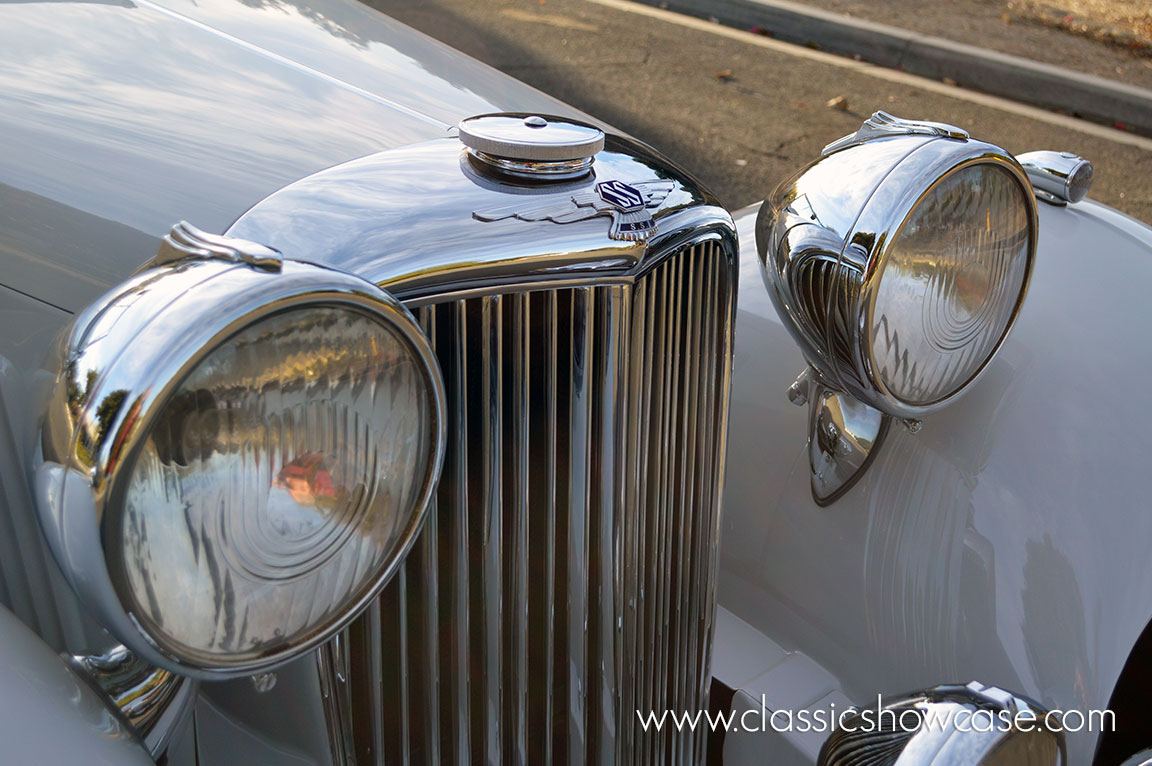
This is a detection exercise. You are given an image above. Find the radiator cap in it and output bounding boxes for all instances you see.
[458,114,604,179]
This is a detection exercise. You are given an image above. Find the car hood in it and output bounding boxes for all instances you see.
[0,0,590,313]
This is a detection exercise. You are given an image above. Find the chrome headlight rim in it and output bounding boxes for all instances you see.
[855,143,1038,417]
[40,254,446,678]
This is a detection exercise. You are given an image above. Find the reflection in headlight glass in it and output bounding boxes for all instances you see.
[116,306,434,664]
[870,164,1030,405]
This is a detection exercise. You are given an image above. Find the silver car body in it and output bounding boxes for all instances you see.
[0,0,1148,763]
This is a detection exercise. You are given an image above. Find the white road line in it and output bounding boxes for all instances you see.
[586,0,1152,152]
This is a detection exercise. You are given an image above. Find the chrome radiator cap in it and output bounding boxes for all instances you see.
[459,113,606,180]
[459,113,604,160]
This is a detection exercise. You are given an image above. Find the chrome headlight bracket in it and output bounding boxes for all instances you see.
[787,367,893,507]
[69,643,198,758]
[760,113,1038,504]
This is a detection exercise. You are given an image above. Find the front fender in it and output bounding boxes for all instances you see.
[0,604,153,765]
[718,198,1152,765]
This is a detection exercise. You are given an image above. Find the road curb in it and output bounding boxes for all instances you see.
[634,0,1152,137]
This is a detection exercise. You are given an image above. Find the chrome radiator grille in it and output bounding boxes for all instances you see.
[320,239,735,765]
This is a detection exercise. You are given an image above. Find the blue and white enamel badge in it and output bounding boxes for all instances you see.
[473,178,676,242]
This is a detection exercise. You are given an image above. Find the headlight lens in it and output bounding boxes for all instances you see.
[868,164,1031,405]
[112,305,437,666]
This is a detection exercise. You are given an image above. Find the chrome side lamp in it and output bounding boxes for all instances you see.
[819,681,1065,766]
[757,113,1038,504]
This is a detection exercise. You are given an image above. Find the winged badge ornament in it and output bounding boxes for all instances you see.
[473,179,677,242]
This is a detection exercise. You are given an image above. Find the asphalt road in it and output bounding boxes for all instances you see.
[369,0,1152,224]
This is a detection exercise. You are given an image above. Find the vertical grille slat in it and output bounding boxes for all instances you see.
[448,299,472,763]
[417,307,443,766]
[619,276,647,765]
[649,261,672,764]
[332,240,735,765]
[695,246,724,765]
[634,273,659,766]
[674,251,703,764]
[481,295,504,766]
[509,293,530,766]
[532,289,559,765]
[592,285,627,764]
[566,286,593,762]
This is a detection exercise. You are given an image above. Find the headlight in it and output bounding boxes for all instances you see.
[759,113,1036,419]
[35,224,445,677]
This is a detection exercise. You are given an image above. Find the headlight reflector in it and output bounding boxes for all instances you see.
[868,164,1031,406]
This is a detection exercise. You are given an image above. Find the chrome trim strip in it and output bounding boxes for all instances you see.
[316,632,354,766]
[401,277,632,308]
[481,293,504,764]
[397,565,412,761]
[567,286,593,761]
[510,292,530,764]
[450,300,473,762]
[418,306,443,765]
[543,290,559,763]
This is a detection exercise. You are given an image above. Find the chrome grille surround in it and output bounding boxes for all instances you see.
[319,237,735,765]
